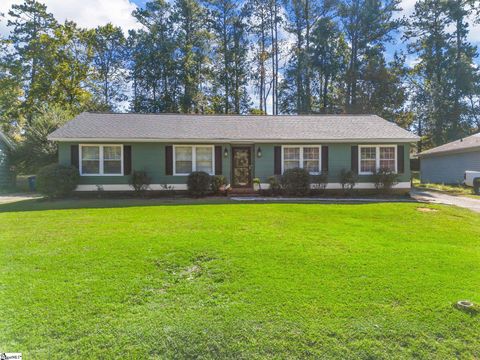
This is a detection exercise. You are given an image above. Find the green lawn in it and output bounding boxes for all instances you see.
[1,199,480,359]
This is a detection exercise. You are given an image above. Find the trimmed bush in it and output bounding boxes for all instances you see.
[474,177,480,195]
[311,173,328,193]
[267,175,282,196]
[281,167,310,196]
[373,168,399,193]
[340,169,357,195]
[36,164,79,198]
[187,171,211,197]
[211,175,226,195]
[130,170,151,196]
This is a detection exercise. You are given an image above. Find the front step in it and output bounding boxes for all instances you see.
[229,187,258,196]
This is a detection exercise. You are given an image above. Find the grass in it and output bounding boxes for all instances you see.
[411,172,478,197]
[1,199,480,359]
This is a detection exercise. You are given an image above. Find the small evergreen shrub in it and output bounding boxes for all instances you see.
[36,164,79,198]
[267,175,282,196]
[340,169,357,195]
[311,173,328,193]
[474,177,480,195]
[187,171,211,197]
[281,167,310,196]
[211,175,226,195]
[130,170,151,196]
[373,168,399,193]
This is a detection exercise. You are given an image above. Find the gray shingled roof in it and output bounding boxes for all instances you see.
[48,112,419,142]
[419,133,480,157]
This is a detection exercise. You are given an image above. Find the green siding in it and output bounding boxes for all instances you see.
[58,142,411,186]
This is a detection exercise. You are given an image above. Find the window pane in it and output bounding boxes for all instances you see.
[284,160,300,171]
[81,146,100,174]
[104,146,121,160]
[284,147,300,160]
[82,146,99,160]
[82,161,100,174]
[175,147,192,174]
[380,147,396,171]
[360,147,376,173]
[196,146,213,174]
[303,147,319,173]
[104,160,121,174]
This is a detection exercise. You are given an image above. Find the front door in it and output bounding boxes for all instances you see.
[232,147,252,187]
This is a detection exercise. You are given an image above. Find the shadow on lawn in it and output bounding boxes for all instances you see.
[0,195,419,213]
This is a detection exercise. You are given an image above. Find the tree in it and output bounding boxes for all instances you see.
[129,0,180,113]
[172,0,212,113]
[204,0,250,113]
[90,24,127,110]
[7,0,57,119]
[12,105,73,173]
[338,0,402,112]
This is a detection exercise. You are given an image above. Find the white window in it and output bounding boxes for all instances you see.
[359,145,397,175]
[173,145,214,175]
[80,144,123,176]
[282,146,321,175]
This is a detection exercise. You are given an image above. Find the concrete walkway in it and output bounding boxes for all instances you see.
[0,193,42,205]
[410,189,480,213]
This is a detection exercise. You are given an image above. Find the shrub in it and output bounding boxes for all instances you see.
[373,168,399,193]
[340,169,357,195]
[474,177,480,195]
[187,171,211,197]
[211,175,226,195]
[36,164,79,198]
[281,167,310,196]
[311,173,328,193]
[267,175,282,196]
[130,170,151,196]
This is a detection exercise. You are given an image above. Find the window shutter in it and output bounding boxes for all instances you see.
[165,145,173,175]
[124,145,132,175]
[321,146,329,174]
[71,145,79,169]
[397,145,405,174]
[215,146,222,175]
[274,146,282,175]
[351,145,358,173]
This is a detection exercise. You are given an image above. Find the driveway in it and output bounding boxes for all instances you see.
[0,193,42,205]
[411,189,480,213]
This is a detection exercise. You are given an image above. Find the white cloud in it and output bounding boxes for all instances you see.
[0,0,140,36]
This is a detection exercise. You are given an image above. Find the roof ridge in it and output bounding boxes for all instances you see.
[84,111,377,117]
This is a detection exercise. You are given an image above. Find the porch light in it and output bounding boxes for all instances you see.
[224,147,228,157]
[257,147,262,158]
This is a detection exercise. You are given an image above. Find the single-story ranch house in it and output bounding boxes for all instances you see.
[419,133,480,184]
[47,113,419,191]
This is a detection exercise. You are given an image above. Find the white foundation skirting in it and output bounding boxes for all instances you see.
[76,182,411,191]
[259,182,411,190]
[76,184,188,191]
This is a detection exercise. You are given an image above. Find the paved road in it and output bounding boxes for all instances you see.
[411,189,480,213]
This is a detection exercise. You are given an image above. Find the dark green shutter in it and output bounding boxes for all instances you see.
[124,145,132,175]
[165,145,173,175]
[321,146,329,173]
[215,146,222,175]
[397,145,405,174]
[351,145,358,174]
[71,145,79,169]
[274,146,281,175]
